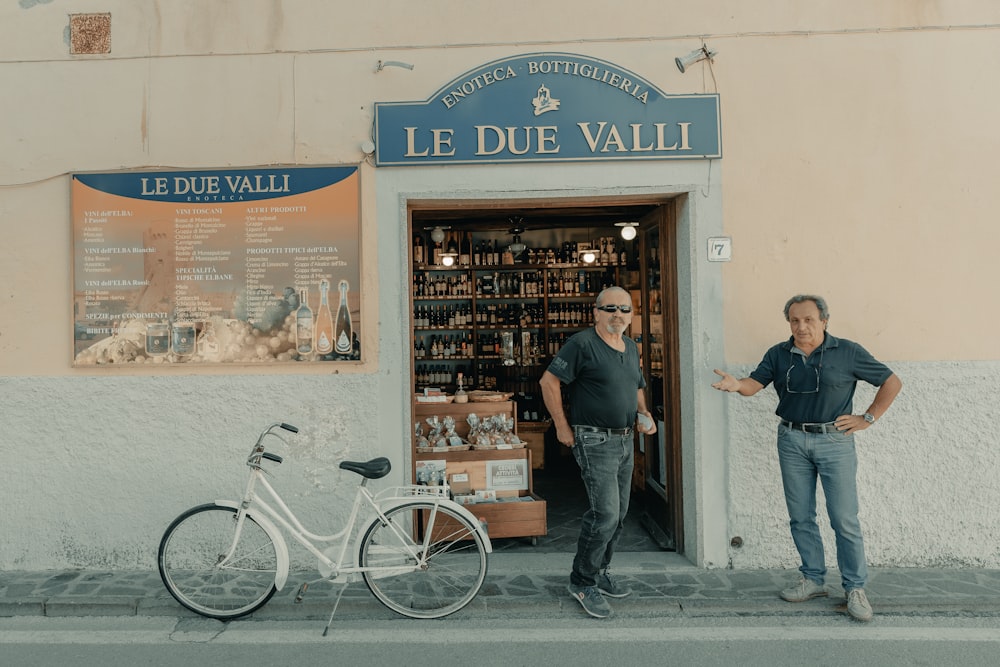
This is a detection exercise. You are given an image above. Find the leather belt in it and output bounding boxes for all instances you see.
[780,419,838,434]
[574,425,633,436]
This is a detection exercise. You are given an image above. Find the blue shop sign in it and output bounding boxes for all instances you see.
[374,52,721,166]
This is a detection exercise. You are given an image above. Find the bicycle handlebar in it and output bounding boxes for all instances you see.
[248,422,299,467]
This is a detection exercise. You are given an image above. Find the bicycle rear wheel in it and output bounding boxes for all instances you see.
[359,501,488,619]
[158,504,279,619]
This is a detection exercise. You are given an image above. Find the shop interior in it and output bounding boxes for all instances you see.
[409,200,680,554]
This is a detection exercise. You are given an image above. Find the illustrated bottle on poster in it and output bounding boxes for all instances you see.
[314,279,335,355]
[295,287,314,356]
[171,321,196,362]
[145,323,170,357]
[334,279,353,355]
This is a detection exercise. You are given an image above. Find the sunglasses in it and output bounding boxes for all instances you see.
[595,304,633,313]
[785,346,824,394]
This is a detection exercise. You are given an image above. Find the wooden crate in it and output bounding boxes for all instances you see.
[516,421,549,470]
[416,448,547,540]
[413,400,515,442]
[423,494,546,541]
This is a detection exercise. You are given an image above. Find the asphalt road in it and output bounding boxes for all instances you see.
[3,615,1000,666]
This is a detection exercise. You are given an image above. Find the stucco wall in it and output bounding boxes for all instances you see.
[726,361,1000,570]
[0,374,389,569]
[3,1,1000,571]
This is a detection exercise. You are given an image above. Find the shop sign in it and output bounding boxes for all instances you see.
[71,166,362,366]
[374,52,720,165]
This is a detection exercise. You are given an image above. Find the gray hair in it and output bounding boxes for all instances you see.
[595,286,629,307]
[783,294,830,321]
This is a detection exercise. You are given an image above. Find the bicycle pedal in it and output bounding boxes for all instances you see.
[294,582,309,603]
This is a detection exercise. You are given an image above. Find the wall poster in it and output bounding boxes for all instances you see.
[71,166,361,366]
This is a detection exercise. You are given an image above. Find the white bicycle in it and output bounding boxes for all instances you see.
[158,422,491,631]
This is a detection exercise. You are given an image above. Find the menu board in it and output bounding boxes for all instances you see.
[71,166,361,366]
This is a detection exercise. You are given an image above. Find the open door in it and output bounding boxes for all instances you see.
[635,204,683,551]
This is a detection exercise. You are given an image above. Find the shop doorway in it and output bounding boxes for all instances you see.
[408,198,682,554]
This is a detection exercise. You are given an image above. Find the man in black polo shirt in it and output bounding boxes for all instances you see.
[540,286,656,619]
[712,294,902,622]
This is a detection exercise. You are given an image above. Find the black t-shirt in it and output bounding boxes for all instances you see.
[546,327,646,429]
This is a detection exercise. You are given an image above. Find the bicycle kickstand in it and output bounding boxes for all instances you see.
[321,582,349,637]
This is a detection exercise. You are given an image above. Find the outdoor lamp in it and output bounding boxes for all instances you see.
[675,46,717,73]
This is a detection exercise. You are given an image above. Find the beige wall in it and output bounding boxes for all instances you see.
[2,1,999,570]
[4,1,999,374]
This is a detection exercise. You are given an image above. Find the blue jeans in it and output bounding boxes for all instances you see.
[777,423,868,591]
[570,429,634,588]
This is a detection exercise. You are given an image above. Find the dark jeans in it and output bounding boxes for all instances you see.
[570,429,634,588]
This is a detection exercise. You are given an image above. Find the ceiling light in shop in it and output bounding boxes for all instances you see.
[615,222,638,240]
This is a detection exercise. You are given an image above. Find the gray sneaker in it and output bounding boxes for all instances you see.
[847,588,873,622]
[568,583,612,618]
[597,569,631,598]
[779,577,828,602]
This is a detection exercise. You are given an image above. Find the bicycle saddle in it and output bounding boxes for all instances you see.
[339,457,392,479]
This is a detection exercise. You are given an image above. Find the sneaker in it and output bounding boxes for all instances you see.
[779,577,828,602]
[597,569,632,598]
[847,588,873,622]
[567,583,612,618]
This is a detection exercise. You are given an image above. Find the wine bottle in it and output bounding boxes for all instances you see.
[295,287,314,355]
[459,232,471,266]
[334,279,353,355]
[315,279,334,355]
[413,233,425,265]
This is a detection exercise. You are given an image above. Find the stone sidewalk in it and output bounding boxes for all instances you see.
[2,552,999,621]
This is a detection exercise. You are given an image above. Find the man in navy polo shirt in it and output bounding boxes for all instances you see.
[712,294,902,622]
[540,286,656,619]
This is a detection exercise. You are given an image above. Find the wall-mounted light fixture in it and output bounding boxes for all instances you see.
[615,222,638,240]
[675,45,717,73]
[430,226,446,244]
[579,244,597,264]
[376,60,414,72]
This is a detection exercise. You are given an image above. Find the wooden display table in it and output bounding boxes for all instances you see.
[413,400,547,543]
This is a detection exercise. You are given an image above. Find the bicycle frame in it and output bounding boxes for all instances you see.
[216,441,491,592]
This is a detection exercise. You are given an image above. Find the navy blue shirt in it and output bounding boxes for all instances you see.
[748,333,893,424]
[546,327,646,429]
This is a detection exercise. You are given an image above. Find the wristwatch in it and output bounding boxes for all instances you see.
[863,412,875,425]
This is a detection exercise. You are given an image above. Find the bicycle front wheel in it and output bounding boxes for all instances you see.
[359,501,488,619]
[158,504,279,619]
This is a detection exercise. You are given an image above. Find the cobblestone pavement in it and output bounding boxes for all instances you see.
[3,552,999,622]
